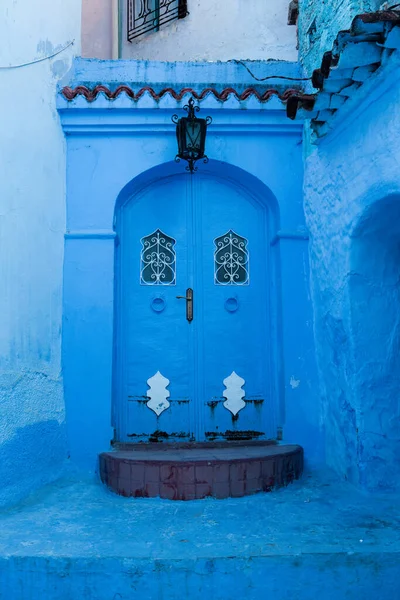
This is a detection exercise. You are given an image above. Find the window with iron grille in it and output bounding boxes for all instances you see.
[127,0,189,42]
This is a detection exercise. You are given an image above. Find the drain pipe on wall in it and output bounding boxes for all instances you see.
[112,0,119,59]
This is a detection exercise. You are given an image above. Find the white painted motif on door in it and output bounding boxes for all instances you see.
[223,371,246,416]
[146,371,171,416]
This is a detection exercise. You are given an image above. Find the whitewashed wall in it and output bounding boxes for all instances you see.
[81,0,297,61]
[122,0,297,61]
[0,0,81,506]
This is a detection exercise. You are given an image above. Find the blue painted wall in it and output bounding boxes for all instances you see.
[298,0,383,74]
[58,59,323,472]
[0,0,81,508]
[303,65,400,491]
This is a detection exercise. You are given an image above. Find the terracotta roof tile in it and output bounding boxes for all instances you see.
[61,85,301,105]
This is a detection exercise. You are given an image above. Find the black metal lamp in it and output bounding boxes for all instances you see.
[172,97,212,173]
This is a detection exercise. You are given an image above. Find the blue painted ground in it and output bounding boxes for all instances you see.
[0,471,399,599]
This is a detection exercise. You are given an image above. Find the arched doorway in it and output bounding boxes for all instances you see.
[349,193,400,490]
[113,161,281,444]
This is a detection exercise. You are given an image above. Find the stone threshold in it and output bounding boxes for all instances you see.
[100,443,303,500]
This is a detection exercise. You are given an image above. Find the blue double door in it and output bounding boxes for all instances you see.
[116,173,275,443]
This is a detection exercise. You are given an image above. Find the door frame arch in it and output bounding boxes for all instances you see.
[112,159,284,442]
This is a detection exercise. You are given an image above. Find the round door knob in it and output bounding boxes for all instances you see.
[225,297,239,313]
[151,295,166,313]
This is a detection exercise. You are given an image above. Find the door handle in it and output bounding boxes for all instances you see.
[176,288,193,322]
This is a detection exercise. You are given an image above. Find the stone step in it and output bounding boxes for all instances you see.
[1,475,399,599]
[99,443,303,500]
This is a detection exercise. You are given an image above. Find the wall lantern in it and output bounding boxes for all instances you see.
[172,97,212,174]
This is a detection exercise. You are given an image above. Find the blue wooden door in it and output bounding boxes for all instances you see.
[116,173,275,442]
[195,175,273,441]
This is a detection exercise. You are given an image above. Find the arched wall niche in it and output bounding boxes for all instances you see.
[112,158,284,439]
[349,192,400,491]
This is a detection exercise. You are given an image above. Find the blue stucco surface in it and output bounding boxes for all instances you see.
[0,0,81,511]
[298,0,383,75]
[0,372,67,509]
[63,56,304,91]
[303,61,400,491]
[0,471,399,598]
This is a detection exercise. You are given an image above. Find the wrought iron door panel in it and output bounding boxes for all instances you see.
[214,230,249,285]
[140,229,176,285]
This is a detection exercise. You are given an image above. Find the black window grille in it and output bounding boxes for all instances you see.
[127,0,189,42]
[287,0,299,26]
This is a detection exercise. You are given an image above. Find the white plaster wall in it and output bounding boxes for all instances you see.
[0,0,81,506]
[122,0,297,61]
[82,0,114,59]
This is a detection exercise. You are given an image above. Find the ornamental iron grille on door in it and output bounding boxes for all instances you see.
[127,0,189,41]
[140,229,176,285]
[214,230,249,285]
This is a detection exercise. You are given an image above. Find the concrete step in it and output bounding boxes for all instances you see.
[99,443,303,500]
[0,474,399,599]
